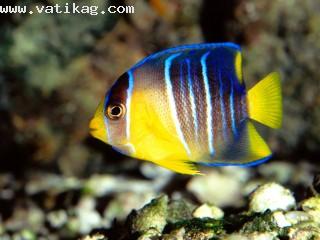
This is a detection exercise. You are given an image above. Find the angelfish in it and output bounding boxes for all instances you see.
[89,43,282,175]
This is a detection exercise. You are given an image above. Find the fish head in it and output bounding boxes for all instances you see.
[89,72,135,156]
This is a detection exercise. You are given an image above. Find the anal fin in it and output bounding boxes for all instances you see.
[246,122,272,161]
[200,121,272,167]
[151,158,201,175]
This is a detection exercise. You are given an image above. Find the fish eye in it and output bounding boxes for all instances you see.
[106,103,126,120]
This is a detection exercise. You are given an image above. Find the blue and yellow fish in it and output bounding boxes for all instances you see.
[89,43,282,175]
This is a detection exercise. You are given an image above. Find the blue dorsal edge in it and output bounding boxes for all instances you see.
[131,42,241,70]
[198,154,272,168]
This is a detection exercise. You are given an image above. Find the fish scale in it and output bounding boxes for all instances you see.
[166,49,246,159]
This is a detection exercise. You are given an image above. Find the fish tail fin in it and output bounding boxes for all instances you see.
[247,72,282,129]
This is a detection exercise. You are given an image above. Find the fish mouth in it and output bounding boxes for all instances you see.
[89,117,108,143]
[89,127,97,132]
[89,127,99,137]
[89,117,100,133]
[89,122,98,134]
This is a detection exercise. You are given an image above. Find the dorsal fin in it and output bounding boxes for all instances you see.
[132,42,241,69]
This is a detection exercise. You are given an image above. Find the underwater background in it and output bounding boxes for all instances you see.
[0,0,319,239]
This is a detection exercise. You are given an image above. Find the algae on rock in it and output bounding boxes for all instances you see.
[128,195,168,234]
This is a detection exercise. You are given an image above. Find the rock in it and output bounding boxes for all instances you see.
[272,211,291,228]
[167,199,196,223]
[284,211,312,225]
[243,180,267,196]
[4,206,45,233]
[187,170,244,207]
[80,234,107,240]
[83,174,121,196]
[66,216,80,236]
[25,174,81,195]
[84,174,156,197]
[301,197,320,223]
[192,203,224,220]
[258,162,294,184]
[249,183,296,213]
[240,212,280,234]
[129,195,168,234]
[137,228,161,240]
[287,226,320,240]
[184,230,215,240]
[12,229,36,240]
[224,232,278,240]
[162,228,185,240]
[76,197,102,234]
[47,210,68,229]
[168,218,224,239]
[103,191,155,227]
[221,166,252,183]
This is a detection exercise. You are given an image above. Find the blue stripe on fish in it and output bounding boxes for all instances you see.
[218,70,227,139]
[186,59,199,140]
[198,154,272,167]
[201,51,215,156]
[104,93,112,143]
[132,42,241,70]
[230,77,237,137]
[126,70,134,141]
[164,53,191,156]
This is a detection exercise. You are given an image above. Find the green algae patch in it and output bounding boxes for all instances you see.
[167,217,225,236]
[128,195,168,235]
[167,199,196,223]
[240,211,278,233]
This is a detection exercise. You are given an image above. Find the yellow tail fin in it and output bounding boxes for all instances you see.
[247,72,282,129]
